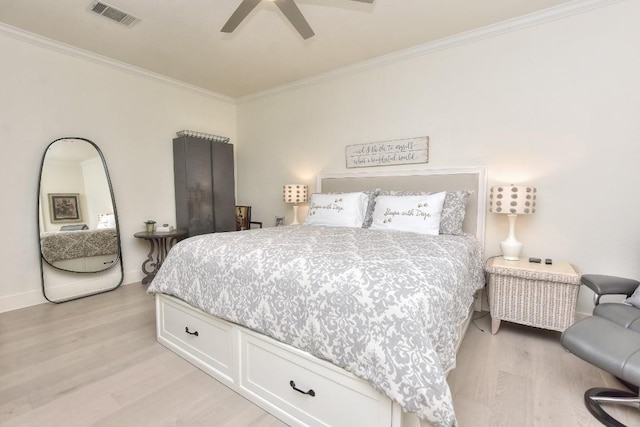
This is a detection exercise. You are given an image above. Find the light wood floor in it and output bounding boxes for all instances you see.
[0,284,637,426]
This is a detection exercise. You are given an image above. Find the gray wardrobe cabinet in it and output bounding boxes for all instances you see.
[173,136,236,236]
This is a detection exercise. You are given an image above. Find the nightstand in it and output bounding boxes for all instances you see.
[486,257,581,334]
[134,229,187,284]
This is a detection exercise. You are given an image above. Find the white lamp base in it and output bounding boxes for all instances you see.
[501,214,523,261]
[290,205,300,225]
[501,240,523,261]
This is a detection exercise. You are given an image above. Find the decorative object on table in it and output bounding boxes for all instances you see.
[236,205,251,230]
[134,229,187,284]
[283,184,308,225]
[176,130,230,143]
[173,134,236,237]
[489,184,536,261]
[48,193,82,223]
[156,224,175,232]
[345,136,429,168]
[275,216,285,227]
[144,219,156,233]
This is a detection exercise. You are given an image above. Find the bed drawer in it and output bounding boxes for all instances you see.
[239,331,393,427]
[156,295,234,384]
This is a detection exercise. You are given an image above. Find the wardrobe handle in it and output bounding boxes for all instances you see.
[289,380,315,397]
[185,327,199,336]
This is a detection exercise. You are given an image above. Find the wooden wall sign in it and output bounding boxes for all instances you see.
[345,136,429,168]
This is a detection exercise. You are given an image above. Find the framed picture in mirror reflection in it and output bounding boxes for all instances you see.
[48,193,82,223]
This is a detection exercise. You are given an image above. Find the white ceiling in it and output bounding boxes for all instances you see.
[0,0,580,99]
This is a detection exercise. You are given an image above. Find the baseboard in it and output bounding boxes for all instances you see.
[575,311,591,321]
[0,268,143,314]
[0,289,47,314]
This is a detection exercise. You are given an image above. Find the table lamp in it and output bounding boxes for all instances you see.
[283,184,308,225]
[489,185,537,260]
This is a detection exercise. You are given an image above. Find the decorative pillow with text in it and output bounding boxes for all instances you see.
[97,213,116,229]
[378,190,472,235]
[304,192,369,228]
[369,192,447,235]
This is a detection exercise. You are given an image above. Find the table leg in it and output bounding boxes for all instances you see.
[491,317,501,335]
[140,238,159,285]
[135,232,186,285]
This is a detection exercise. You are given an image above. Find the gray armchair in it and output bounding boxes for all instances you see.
[561,274,640,426]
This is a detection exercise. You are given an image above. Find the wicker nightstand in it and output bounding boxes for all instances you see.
[486,257,581,334]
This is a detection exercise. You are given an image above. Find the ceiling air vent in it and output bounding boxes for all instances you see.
[89,1,139,27]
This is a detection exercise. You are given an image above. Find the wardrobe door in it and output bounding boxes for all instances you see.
[211,141,236,232]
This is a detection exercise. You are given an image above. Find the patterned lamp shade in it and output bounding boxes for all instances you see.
[283,184,308,204]
[489,185,537,215]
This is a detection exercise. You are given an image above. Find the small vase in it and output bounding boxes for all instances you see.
[145,223,155,233]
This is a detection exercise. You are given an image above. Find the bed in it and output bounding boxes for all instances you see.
[147,166,487,427]
[40,228,118,271]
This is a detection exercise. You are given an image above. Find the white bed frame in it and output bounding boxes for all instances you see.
[155,166,487,427]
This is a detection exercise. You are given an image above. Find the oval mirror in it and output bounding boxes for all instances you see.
[37,137,123,302]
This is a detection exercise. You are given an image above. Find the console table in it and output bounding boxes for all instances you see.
[134,229,187,284]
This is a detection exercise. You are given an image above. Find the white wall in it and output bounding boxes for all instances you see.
[0,30,236,312]
[236,0,640,315]
[81,156,113,230]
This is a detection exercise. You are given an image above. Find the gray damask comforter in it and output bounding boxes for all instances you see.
[147,225,484,426]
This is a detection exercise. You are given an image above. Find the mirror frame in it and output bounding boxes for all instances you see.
[37,137,124,303]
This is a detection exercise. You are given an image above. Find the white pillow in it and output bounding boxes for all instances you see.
[304,192,369,228]
[369,192,447,235]
[97,213,116,229]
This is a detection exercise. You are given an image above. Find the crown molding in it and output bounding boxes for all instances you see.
[0,0,623,103]
[0,22,235,104]
[238,0,623,103]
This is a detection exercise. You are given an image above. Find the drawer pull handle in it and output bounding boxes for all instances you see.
[289,380,315,397]
[185,327,199,336]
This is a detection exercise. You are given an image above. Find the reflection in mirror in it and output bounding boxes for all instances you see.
[38,137,123,302]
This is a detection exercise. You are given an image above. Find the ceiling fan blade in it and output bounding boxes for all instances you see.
[221,0,262,33]
[273,0,314,39]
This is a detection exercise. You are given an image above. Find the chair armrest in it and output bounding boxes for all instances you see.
[582,274,640,305]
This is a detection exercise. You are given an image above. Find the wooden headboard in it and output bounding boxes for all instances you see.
[318,166,487,247]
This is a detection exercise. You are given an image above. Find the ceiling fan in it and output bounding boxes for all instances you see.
[221,0,374,40]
